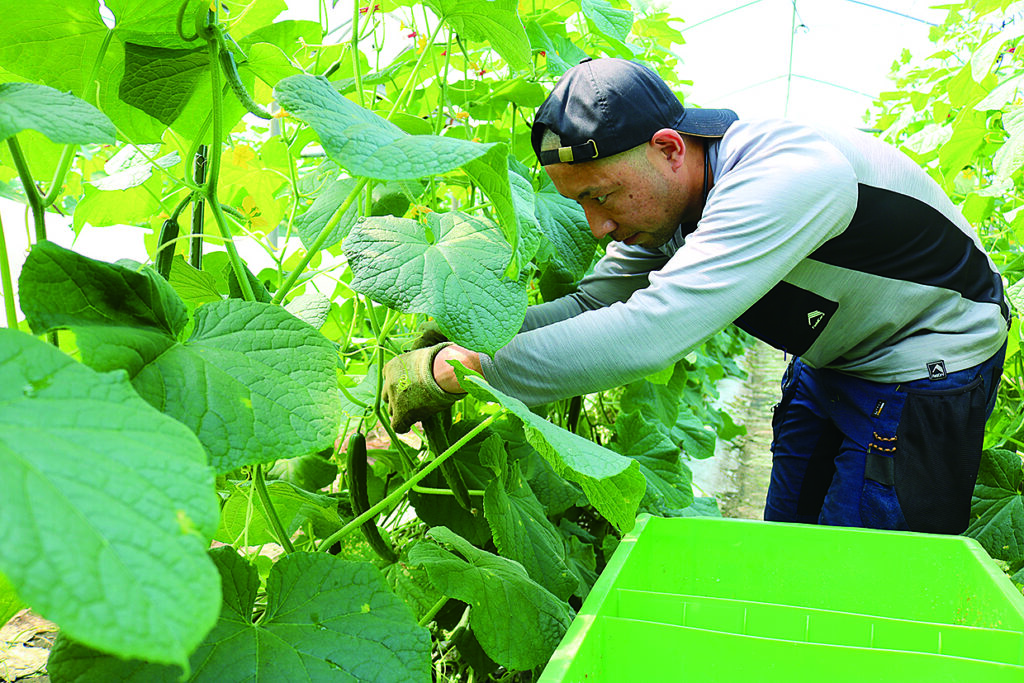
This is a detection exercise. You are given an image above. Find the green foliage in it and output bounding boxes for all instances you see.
[19,242,342,472]
[275,74,497,181]
[344,211,528,354]
[49,548,432,682]
[0,329,220,669]
[0,0,744,680]
[0,83,115,144]
[409,526,574,671]
[968,449,1024,565]
[456,365,647,532]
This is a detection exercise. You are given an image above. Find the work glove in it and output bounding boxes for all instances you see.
[383,341,460,433]
[410,319,448,350]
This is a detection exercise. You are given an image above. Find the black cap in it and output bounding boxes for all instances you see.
[532,58,738,166]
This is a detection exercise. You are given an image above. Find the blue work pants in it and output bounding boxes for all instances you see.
[764,346,1005,533]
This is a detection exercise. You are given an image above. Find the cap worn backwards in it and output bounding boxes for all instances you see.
[532,57,738,166]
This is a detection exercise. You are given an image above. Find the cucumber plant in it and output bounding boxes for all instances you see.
[0,0,749,680]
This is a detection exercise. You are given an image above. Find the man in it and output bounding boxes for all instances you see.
[383,57,1009,534]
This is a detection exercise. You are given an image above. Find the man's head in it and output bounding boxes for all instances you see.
[533,58,737,247]
[531,58,737,166]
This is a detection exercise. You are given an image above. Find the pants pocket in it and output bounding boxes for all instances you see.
[771,360,801,443]
[859,478,908,530]
[892,376,988,534]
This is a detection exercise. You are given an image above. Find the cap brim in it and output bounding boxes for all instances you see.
[673,107,738,138]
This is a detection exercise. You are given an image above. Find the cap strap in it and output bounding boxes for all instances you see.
[538,139,599,166]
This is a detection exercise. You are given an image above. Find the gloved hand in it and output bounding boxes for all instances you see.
[410,319,448,350]
[383,341,461,433]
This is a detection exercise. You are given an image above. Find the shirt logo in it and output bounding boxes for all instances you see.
[807,310,825,329]
[927,360,947,381]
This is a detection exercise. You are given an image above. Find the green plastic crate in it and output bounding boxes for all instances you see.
[540,516,1024,682]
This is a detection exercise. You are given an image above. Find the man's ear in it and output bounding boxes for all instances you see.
[650,128,686,170]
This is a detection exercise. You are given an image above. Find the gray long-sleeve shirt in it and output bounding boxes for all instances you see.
[480,119,1008,406]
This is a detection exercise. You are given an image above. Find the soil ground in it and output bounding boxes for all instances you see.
[690,339,789,521]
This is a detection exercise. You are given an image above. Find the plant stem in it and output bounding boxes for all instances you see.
[386,18,445,121]
[0,213,19,329]
[205,21,255,302]
[191,145,209,269]
[372,307,399,416]
[374,405,417,476]
[270,177,368,305]
[411,485,485,497]
[351,0,365,107]
[361,298,418,473]
[253,464,296,554]
[7,137,46,241]
[40,144,77,209]
[418,595,449,627]
[317,411,502,551]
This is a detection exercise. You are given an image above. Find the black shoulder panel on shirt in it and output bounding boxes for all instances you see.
[734,281,839,356]
[809,184,1007,318]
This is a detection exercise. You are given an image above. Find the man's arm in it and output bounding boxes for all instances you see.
[522,241,672,331]
[479,126,859,406]
[433,344,480,393]
[431,241,670,392]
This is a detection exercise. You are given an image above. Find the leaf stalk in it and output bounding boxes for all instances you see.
[0,213,19,329]
[204,16,255,302]
[253,464,296,554]
[6,137,46,241]
[271,177,368,305]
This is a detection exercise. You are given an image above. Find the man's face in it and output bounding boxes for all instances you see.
[545,144,691,249]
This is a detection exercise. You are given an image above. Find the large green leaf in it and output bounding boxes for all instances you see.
[214,480,341,546]
[673,408,718,460]
[621,368,686,429]
[294,176,362,251]
[238,19,323,55]
[581,0,633,43]
[18,241,341,473]
[0,0,215,141]
[0,572,22,629]
[462,144,519,272]
[49,548,432,682]
[20,240,188,336]
[0,0,109,96]
[970,22,1024,82]
[167,256,222,307]
[0,83,115,144]
[408,526,573,671]
[267,447,338,491]
[509,169,542,265]
[492,420,586,517]
[534,178,596,279]
[118,43,208,126]
[343,211,527,354]
[92,144,180,192]
[612,411,694,514]
[938,106,988,183]
[525,21,589,77]
[974,73,1024,111]
[0,329,220,669]
[73,183,162,232]
[274,74,495,180]
[967,448,1024,564]
[384,561,444,623]
[480,436,578,600]
[424,0,531,69]
[453,365,645,532]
